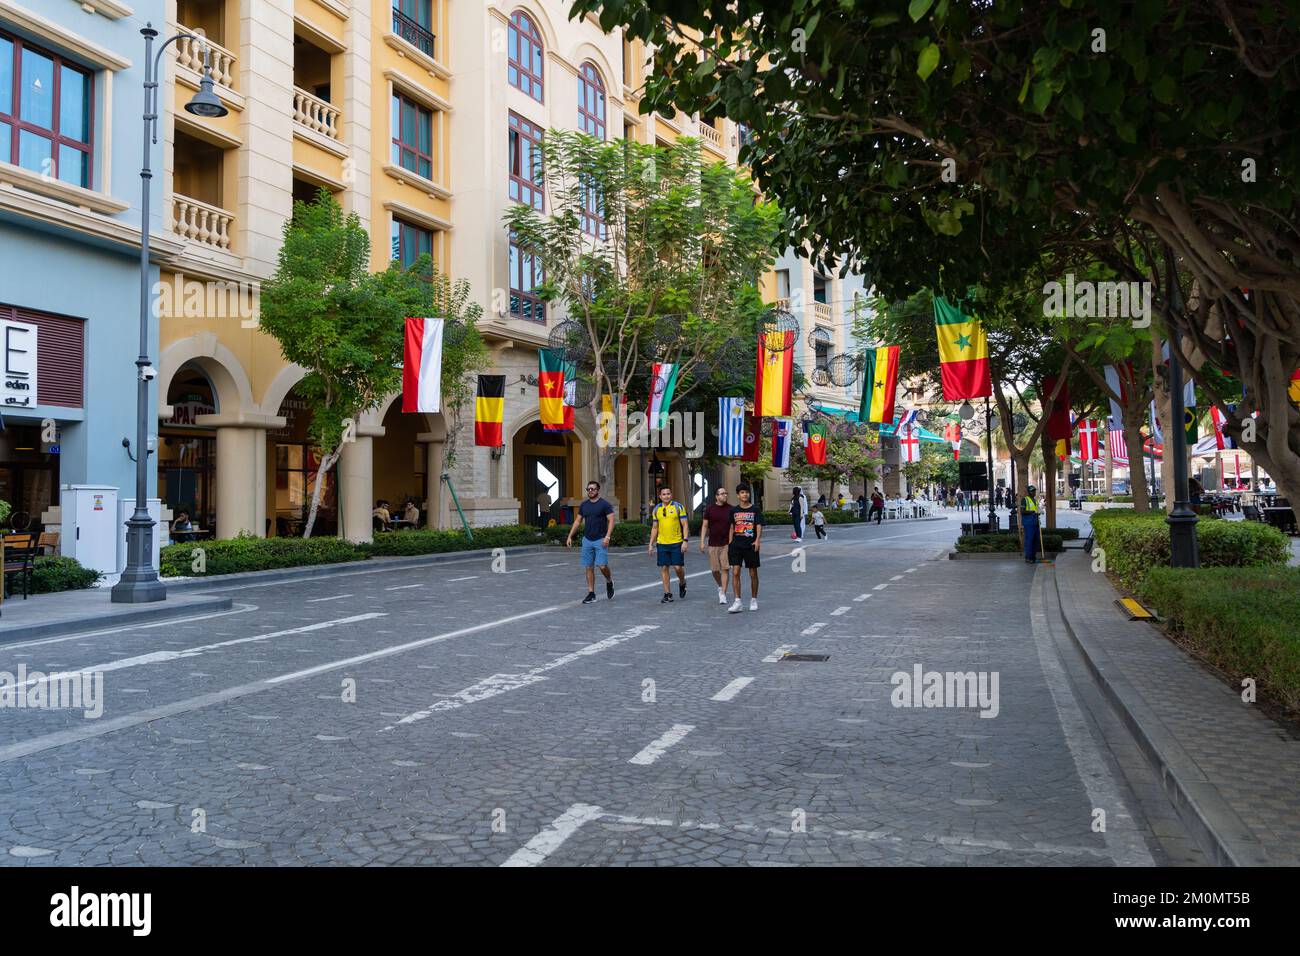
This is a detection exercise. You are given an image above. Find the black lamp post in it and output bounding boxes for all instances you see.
[112,25,228,604]
[1163,247,1200,569]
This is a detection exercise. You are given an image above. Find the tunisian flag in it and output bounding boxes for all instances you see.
[741,413,762,461]
[403,317,444,413]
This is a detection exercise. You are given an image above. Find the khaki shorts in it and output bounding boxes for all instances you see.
[707,545,729,573]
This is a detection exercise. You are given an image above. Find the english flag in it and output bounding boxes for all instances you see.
[402,317,444,413]
[899,425,921,463]
[1078,419,1100,461]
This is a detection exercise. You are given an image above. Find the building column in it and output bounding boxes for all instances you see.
[338,424,384,543]
[198,412,284,539]
[421,435,448,529]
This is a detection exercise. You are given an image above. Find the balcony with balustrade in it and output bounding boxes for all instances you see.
[292,30,345,155]
[171,129,235,253]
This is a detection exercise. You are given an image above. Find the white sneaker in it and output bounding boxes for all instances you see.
[718,587,727,605]
[728,599,743,613]
[749,598,758,612]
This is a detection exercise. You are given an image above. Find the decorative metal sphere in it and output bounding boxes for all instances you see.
[548,319,590,363]
[759,308,798,351]
[443,318,468,347]
[570,377,596,409]
[827,353,858,387]
[811,367,832,387]
[807,326,833,349]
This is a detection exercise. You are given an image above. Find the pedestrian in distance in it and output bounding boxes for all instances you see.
[868,487,885,525]
[811,505,827,539]
[648,486,689,603]
[1021,484,1042,563]
[700,486,735,605]
[728,482,763,613]
[789,486,807,542]
[566,480,616,604]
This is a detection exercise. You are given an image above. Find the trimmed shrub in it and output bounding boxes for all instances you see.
[547,522,650,546]
[369,524,544,556]
[1092,510,1289,591]
[161,535,364,577]
[955,532,1063,554]
[30,556,102,593]
[1141,566,1300,711]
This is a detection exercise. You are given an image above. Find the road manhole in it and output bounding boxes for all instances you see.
[781,653,830,662]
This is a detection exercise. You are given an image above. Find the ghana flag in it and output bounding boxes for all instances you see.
[538,348,567,428]
[474,375,505,446]
[933,297,991,399]
[858,345,900,424]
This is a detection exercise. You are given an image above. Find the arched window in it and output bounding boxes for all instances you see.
[577,62,606,139]
[507,10,544,102]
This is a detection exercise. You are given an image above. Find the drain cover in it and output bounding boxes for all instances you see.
[781,653,829,662]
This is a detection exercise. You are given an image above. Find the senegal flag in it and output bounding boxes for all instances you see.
[933,297,991,399]
[538,348,566,428]
[755,330,794,417]
[474,375,505,446]
[858,345,900,424]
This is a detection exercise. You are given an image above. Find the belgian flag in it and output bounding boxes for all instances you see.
[474,375,505,446]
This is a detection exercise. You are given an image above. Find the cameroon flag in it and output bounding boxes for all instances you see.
[474,375,505,446]
[858,345,900,424]
[538,348,566,428]
[933,297,991,399]
[755,331,794,417]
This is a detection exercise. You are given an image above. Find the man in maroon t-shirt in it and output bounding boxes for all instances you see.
[700,487,735,605]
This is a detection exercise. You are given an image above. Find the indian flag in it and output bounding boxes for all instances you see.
[858,345,900,424]
[933,297,991,399]
[648,363,680,429]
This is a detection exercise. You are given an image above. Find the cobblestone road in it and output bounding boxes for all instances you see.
[0,513,1199,866]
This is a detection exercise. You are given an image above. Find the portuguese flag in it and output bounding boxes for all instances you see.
[858,345,900,424]
[805,421,829,465]
[538,348,566,428]
[755,330,795,417]
[933,297,991,399]
[474,374,505,446]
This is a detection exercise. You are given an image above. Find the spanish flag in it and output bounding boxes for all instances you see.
[538,348,566,428]
[858,345,900,424]
[755,330,794,417]
[474,375,505,446]
[933,297,991,399]
[1290,369,1300,406]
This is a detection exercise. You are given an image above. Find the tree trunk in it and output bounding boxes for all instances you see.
[1040,431,1058,529]
[1121,411,1152,512]
[303,445,341,538]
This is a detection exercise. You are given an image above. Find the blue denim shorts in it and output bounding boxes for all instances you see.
[580,536,608,568]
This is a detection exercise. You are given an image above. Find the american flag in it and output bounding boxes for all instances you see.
[1106,419,1129,465]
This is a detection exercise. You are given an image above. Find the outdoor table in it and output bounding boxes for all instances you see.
[1262,507,1298,534]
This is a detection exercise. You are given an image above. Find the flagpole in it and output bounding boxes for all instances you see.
[984,396,996,531]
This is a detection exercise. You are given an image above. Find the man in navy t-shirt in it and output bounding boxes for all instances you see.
[566,480,616,604]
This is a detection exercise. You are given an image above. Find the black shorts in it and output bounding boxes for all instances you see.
[728,544,760,568]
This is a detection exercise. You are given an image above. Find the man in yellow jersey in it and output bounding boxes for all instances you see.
[648,485,689,603]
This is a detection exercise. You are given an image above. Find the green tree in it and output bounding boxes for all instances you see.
[504,131,781,487]
[786,415,882,488]
[259,191,483,538]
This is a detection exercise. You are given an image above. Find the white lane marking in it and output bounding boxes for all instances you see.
[307,594,353,603]
[710,676,755,702]
[830,606,851,616]
[267,606,562,685]
[385,584,424,591]
[13,614,387,689]
[873,583,889,590]
[447,576,478,582]
[500,803,604,867]
[629,724,695,765]
[382,625,657,730]
[800,622,826,636]
[853,594,871,602]
[0,604,259,651]
[890,575,904,581]
[904,568,918,573]
[762,644,797,662]
[544,562,566,567]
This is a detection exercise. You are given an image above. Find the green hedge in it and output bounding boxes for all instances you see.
[955,532,1064,553]
[369,524,544,556]
[30,556,102,593]
[545,523,650,546]
[1091,510,1289,591]
[1141,567,1300,711]
[161,535,365,577]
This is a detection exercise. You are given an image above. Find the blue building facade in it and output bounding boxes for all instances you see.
[0,0,166,528]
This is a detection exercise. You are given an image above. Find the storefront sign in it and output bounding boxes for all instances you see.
[0,320,37,408]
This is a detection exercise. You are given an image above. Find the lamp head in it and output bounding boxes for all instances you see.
[185,73,228,118]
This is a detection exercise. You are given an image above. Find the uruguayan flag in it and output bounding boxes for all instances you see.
[718,397,746,456]
[772,417,793,468]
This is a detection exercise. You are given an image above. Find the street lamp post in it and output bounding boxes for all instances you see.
[1163,247,1200,569]
[112,24,227,604]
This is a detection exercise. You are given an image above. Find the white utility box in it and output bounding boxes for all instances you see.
[60,485,120,576]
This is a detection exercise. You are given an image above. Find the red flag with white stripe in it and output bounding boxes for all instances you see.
[1078,419,1100,461]
[402,317,444,413]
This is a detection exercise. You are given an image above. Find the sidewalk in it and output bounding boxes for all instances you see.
[0,588,233,644]
[1051,552,1300,866]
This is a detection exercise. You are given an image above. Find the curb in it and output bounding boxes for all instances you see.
[161,544,549,592]
[1050,558,1268,867]
[948,551,1063,560]
[0,594,234,644]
